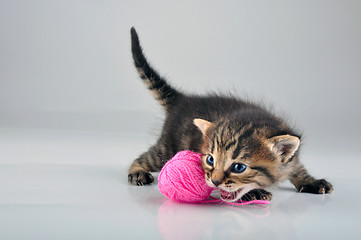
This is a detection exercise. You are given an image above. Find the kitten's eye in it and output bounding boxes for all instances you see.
[206,155,214,166]
[232,163,246,173]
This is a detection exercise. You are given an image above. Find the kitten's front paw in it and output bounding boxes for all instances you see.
[128,171,154,186]
[298,179,333,194]
[241,189,273,201]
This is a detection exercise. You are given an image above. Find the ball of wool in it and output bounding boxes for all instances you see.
[158,150,214,203]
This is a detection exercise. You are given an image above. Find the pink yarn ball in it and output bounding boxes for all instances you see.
[158,150,214,203]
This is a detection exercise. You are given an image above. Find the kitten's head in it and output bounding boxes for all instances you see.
[193,118,300,202]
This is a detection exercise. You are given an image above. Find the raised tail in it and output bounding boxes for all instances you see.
[130,27,181,110]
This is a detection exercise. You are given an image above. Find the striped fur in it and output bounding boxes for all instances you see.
[130,28,180,110]
[127,28,333,201]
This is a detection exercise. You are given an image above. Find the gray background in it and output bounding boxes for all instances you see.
[1,1,361,239]
[1,1,360,138]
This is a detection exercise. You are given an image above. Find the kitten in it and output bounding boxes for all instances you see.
[128,27,333,202]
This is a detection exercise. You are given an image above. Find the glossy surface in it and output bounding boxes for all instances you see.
[1,127,360,240]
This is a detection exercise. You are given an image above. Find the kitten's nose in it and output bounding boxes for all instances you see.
[211,179,222,187]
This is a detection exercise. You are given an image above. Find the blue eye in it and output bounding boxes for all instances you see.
[232,163,246,173]
[206,155,214,166]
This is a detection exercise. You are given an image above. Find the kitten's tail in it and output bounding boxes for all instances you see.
[130,27,181,110]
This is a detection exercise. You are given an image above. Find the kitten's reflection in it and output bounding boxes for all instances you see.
[127,184,333,239]
[156,191,332,240]
[158,200,270,240]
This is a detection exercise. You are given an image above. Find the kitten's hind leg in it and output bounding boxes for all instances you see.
[241,189,273,201]
[128,145,168,186]
[289,163,334,194]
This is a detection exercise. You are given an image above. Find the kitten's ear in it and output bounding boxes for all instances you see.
[268,135,300,162]
[193,119,213,135]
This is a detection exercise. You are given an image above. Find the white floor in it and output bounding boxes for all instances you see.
[1,123,361,239]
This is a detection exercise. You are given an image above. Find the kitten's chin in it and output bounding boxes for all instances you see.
[220,188,251,203]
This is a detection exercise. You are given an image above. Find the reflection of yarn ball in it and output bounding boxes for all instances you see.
[158,150,214,203]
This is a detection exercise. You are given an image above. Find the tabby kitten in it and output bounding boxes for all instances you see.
[128,28,333,202]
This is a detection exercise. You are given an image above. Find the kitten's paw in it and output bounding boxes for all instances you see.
[241,189,273,201]
[298,179,334,194]
[128,171,154,186]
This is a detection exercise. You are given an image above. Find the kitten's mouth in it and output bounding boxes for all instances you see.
[220,188,243,202]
